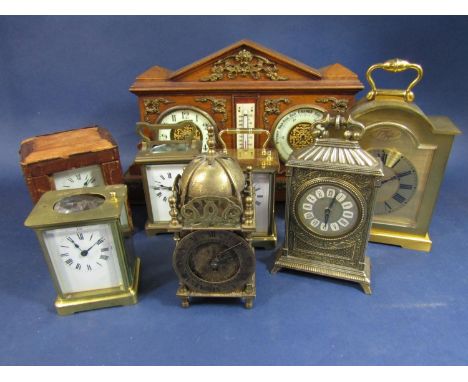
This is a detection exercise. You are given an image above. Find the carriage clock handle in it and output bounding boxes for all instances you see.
[218,128,272,159]
[366,58,423,102]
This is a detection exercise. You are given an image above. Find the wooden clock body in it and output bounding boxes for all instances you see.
[20,126,124,203]
[127,39,363,201]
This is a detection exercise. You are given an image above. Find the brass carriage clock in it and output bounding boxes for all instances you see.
[351,59,460,251]
[273,109,383,294]
[169,127,256,308]
[24,185,140,315]
[218,128,279,248]
[134,121,202,234]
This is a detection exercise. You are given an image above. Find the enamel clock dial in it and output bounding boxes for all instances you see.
[273,105,325,162]
[296,183,360,237]
[173,231,255,293]
[43,223,122,294]
[157,106,216,152]
[53,165,105,190]
[369,149,418,215]
[145,163,186,222]
[253,172,271,234]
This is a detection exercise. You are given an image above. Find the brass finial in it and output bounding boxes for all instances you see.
[207,126,216,155]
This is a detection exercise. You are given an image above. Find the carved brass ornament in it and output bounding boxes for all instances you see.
[263,98,290,127]
[195,97,228,124]
[171,121,202,141]
[287,122,315,149]
[316,97,349,114]
[143,98,174,122]
[180,196,243,227]
[200,49,288,82]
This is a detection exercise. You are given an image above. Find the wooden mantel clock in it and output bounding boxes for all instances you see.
[126,39,363,202]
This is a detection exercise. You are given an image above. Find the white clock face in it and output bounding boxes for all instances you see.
[296,184,360,237]
[157,107,216,152]
[253,173,271,234]
[146,163,186,222]
[43,224,123,295]
[370,149,418,215]
[53,165,105,190]
[273,106,324,162]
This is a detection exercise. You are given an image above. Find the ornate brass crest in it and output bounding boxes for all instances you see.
[180,196,243,227]
[143,98,174,122]
[200,49,288,82]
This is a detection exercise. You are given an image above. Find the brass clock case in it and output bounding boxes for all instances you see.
[351,58,461,251]
[24,185,140,315]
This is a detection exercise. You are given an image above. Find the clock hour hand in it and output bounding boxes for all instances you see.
[153,185,172,191]
[209,242,242,270]
[67,237,82,251]
[81,238,103,257]
[324,195,337,224]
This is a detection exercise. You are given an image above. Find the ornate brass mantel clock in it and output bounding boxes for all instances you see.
[218,128,279,248]
[351,59,461,251]
[24,185,140,315]
[169,127,256,308]
[273,110,384,294]
[134,121,202,234]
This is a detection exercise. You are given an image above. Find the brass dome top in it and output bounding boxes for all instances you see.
[178,127,246,206]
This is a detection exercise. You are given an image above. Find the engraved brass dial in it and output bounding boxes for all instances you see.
[370,149,418,215]
[173,231,255,293]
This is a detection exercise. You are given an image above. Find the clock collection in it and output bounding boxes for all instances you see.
[20,40,460,314]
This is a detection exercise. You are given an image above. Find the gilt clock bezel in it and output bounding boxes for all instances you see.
[292,177,367,241]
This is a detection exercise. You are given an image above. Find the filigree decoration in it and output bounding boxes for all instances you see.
[195,97,227,124]
[171,121,202,141]
[288,122,315,149]
[200,49,288,82]
[180,196,242,227]
[143,98,174,122]
[263,98,290,127]
[316,97,349,114]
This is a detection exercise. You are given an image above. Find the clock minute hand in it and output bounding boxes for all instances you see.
[81,239,101,257]
[210,242,243,269]
[324,195,337,225]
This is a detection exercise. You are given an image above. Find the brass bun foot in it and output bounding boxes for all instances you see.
[176,275,256,308]
[370,228,432,252]
[55,257,141,315]
[274,250,372,295]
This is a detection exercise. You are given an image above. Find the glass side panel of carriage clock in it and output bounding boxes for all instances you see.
[53,165,105,190]
[253,172,271,234]
[145,163,186,222]
[361,123,435,228]
[157,108,214,152]
[236,102,256,153]
[43,195,123,295]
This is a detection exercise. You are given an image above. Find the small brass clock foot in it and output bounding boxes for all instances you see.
[271,264,281,274]
[244,298,254,309]
[181,296,190,308]
[361,283,372,295]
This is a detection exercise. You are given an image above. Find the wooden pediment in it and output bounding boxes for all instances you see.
[168,39,322,82]
[130,39,363,92]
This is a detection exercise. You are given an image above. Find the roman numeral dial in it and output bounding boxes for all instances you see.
[370,149,418,215]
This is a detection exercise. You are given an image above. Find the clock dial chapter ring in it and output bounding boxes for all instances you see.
[156,105,217,152]
[173,231,255,293]
[272,105,326,162]
[368,148,418,215]
[293,178,366,240]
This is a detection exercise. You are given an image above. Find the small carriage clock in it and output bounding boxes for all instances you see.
[20,126,125,203]
[273,109,383,294]
[134,121,202,234]
[218,128,279,248]
[24,185,140,315]
[169,127,256,308]
[351,59,461,251]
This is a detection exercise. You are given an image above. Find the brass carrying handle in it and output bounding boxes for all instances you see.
[136,121,196,143]
[366,58,423,102]
[218,128,271,156]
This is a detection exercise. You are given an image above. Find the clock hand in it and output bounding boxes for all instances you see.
[381,175,397,185]
[80,239,101,257]
[153,185,172,191]
[209,242,243,269]
[324,195,337,225]
[67,237,82,251]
